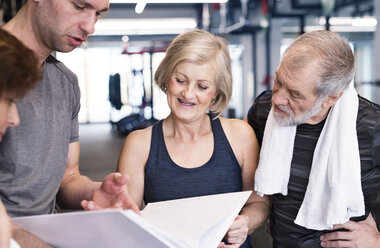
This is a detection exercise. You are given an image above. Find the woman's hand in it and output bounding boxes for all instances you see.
[220,215,249,247]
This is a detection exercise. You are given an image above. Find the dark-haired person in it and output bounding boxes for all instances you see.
[0,28,48,248]
[0,0,139,224]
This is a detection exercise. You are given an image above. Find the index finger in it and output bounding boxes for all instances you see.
[332,221,357,231]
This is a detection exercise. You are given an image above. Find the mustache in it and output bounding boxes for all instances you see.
[275,105,293,116]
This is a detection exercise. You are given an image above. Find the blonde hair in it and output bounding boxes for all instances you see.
[154,29,232,117]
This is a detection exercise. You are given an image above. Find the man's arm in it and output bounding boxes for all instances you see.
[12,223,51,248]
[56,142,98,209]
[57,141,139,213]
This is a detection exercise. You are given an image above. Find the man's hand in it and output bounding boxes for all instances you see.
[80,173,140,214]
[320,214,380,248]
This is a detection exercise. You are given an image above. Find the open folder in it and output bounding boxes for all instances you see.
[12,191,252,248]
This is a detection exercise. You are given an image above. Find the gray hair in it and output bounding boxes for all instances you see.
[154,29,232,118]
[282,30,355,98]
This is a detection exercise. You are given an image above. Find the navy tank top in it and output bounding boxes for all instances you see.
[144,115,252,248]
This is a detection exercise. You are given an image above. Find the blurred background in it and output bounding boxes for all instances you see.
[1,0,379,246]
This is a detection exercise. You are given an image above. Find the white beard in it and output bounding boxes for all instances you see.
[273,98,324,126]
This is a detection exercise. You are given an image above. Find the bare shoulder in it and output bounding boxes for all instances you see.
[219,117,256,140]
[124,126,152,147]
[120,125,153,162]
[219,117,259,167]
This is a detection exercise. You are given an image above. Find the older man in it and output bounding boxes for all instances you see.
[248,30,380,248]
[1,0,139,246]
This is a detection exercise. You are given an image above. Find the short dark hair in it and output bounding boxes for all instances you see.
[0,28,40,98]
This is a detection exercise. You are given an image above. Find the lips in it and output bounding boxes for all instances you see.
[68,36,85,47]
[274,105,294,117]
[274,105,285,114]
[178,98,195,106]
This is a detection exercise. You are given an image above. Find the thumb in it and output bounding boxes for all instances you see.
[114,173,130,185]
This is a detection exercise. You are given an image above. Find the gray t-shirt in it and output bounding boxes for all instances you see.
[0,55,80,217]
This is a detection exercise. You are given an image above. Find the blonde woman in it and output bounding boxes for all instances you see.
[118,29,270,247]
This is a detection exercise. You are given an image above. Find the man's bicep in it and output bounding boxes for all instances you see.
[63,141,80,178]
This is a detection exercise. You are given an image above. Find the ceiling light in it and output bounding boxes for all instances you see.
[93,18,197,36]
[110,0,228,3]
[135,2,147,13]
[352,17,377,27]
[304,25,376,33]
[122,35,129,42]
[319,16,377,27]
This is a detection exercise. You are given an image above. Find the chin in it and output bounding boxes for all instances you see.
[55,45,76,53]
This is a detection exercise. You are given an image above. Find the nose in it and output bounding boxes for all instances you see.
[182,84,195,99]
[80,12,97,35]
[8,103,20,127]
[272,88,288,107]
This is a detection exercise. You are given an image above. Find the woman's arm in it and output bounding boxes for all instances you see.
[116,127,152,209]
[221,118,271,245]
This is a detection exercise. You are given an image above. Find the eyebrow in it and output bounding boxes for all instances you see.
[174,71,212,83]
[174,71,188,79]
[274,72,281,84]
[275,72,304,98]
[274,72,280,80]
[77,0,109,13]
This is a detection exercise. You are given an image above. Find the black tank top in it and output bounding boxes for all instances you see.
[144,115,252,248]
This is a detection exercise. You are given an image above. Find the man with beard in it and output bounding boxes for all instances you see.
[248,30,380,247]
[0,0,139,246]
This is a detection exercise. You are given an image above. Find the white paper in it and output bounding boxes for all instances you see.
[141,191,252,248]
[12,191,252,248]
[13,210,171,248]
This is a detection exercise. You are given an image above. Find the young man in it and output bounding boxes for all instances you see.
[0,0,139,244]
[248,30,380,247]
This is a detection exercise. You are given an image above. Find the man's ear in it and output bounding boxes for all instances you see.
[322,91,344,108]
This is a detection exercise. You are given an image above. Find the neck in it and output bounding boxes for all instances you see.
[2,4,52,67]
[305,106,331,125]
[164,114,211,141]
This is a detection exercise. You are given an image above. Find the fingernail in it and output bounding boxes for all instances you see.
[88,202,94,210]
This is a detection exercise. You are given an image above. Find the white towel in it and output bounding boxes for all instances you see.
[255,84,365,230]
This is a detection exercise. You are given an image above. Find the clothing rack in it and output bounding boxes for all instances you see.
[109,46,167,136]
